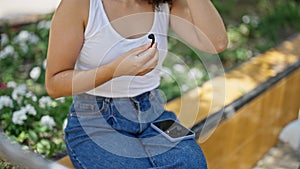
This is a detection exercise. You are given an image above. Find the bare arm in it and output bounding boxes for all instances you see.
[170,0,228,53]
[45,0,158,98]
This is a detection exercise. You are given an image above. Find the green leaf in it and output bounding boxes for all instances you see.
[36,142,46,154]
[28,130,38,142]
[15,131,27,143]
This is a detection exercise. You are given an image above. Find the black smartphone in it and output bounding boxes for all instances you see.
[151,119,195,142]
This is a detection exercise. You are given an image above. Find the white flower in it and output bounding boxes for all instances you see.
[19,42,29,53]
[173,64,186,73]
[37,20,51,30]
[30,66,41,80]
[40,115,56,129]
[7,81,17,88]
[12,84,27,102]
[188,68,203,80]
[0,45,15,60]
[42,59,47,70]
[25,104,37,115]
[15,30,30,43]
[242,15,251,24]
[32,95,37,102]
[55,97,65,103]
[12,109,27,125]
[0,96,13,110]
[25,91,33,98]
[50,101,58,108]
[181,84,189,92]
[1,33,9,46]
[160,67,173,82]
[5,45,15,54]
[13,30,40,44]
[25,91,37,102]
[39,96,52,108]
[28,34,40,44]
[11,104,37,125]
[62,118,68,130]
[161,67,172,76]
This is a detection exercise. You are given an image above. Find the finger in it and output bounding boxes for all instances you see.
[142,53,159,71]
[140,45,158,63]
[136,41,159,56]
[136,53,158,76]
[137,66,154,76]
[130,43,152,55]
[150,42,158,49]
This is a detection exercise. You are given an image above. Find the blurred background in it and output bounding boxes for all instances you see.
[0,0,299,168]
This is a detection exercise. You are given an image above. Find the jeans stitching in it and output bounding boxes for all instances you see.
[144,145,158,168]
[69,101,107,117]
[65,135,88,169]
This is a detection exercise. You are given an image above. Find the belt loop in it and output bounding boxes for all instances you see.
[104,98,112,103]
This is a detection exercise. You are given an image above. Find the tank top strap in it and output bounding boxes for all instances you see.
[97,0,110,25]
[84,0,103,38]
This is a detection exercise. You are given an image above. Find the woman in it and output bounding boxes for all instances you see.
[46,0,227,168]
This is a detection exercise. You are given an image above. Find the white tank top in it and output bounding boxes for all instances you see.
[75,0,170,97]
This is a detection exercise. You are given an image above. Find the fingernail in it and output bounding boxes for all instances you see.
[151,43,157,48]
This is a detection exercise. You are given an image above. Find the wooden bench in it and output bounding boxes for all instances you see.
[58,34,300,169]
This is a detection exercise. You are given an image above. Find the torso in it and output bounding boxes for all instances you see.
[76,0,170,97]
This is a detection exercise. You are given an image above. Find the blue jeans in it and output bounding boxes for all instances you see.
[64,89,207,169]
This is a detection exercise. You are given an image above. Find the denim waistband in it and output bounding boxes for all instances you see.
[73,90,154,103]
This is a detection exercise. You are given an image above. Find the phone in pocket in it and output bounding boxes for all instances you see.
[151,119,195,142]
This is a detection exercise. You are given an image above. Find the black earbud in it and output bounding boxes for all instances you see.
[148,34,155,47]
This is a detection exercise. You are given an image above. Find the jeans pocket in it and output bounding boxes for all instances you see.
[150,89,166,107]
[149,90,165,116]
[74,99,106,114]
[66,100,107,129]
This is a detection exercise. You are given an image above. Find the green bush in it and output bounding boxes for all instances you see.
[0,84,71,157]
[213,0,300,67]
[1,18,72,158]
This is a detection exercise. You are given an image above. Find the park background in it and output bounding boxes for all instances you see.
[0,0,300,168]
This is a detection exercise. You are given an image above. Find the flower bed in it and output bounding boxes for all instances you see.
[0,17,72,158]
[0,83,71,157]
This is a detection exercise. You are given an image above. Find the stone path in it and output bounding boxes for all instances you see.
[253,141,300,169]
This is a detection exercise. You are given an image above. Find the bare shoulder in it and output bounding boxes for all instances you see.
[171,0,188,8]
[170,0,190,20]
[56,0,89,12]
[54,0,89,25]
[171,0,189,11]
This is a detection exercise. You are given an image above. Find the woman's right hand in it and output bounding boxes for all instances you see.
[111,42,159,77]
